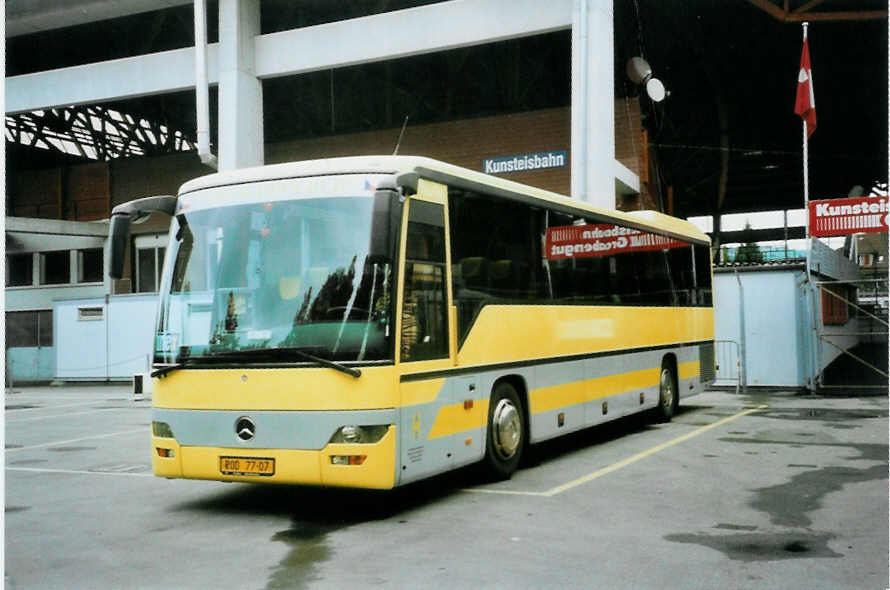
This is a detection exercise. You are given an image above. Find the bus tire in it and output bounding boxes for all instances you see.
[483,381,524,480]
[655,359,678,423]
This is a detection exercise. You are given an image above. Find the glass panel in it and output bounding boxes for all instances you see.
[636,250,676,306]
[40,251,70,285]
[449,190,544,340]
[78,248,103,283]
[137,248,157,293]
[401,262,448,362]
[158,247,166,282]
[405,200,445,262]
[156,196,393,363]
[544,217,703,307]
[5,311,38,348]
[694,245,713,306]
[401,200,449,362]
[38,310,53,347]
[6,253,33,287]
[544,216,643,304]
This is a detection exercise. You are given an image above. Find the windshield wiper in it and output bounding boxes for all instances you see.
[152,364,184,378]
[150,355,215,378]
[151,347,363,379]
[207,347,362,378]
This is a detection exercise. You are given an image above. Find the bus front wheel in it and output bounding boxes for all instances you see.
[483,382,524,479]
[655,359,678,422]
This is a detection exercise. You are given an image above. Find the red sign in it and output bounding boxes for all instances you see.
[545,224,686,260]
[808,196,889,237]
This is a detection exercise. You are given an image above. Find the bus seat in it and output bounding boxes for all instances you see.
[490,260,517,295]
[460,257,488,290]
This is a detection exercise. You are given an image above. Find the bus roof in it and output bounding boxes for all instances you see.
[178,156,710,244]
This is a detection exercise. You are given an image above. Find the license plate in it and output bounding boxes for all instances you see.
[219,456,275,477]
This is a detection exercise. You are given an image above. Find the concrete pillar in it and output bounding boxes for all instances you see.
[570,0,615,209]
[218,0,263,171]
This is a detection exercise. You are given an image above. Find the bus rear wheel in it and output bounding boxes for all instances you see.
[483,381,524,479]
[655,360,678,422]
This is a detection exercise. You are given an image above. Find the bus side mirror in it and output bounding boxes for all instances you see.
[369,182,403,264]
[108,195,177,279]
[109,213,131,279]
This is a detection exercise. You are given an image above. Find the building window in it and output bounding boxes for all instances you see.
[77,248,104,283]
[134,234,168,293]
[40,251,71,285]
[5,310,53,348]
[78,307,104,321]
[136,246,165,293]
[6,253,34,287]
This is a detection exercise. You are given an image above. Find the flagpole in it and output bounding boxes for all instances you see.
[802,21,811,283]
[801,21,816,391]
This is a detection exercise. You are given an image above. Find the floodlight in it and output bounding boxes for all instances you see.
[626,57,652,85]
[626,57,668,103]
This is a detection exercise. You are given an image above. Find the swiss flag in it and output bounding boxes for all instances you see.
[794,39,817,138]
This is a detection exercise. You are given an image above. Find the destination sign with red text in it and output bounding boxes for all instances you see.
[808,196,889,237]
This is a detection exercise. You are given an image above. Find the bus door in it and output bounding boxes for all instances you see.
[397,180,475,483]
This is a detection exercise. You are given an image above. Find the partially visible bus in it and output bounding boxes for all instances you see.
[109,156,714,488]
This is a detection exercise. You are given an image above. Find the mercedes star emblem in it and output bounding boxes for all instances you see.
[235,416,256,441]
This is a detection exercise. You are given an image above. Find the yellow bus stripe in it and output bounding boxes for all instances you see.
[529,380,587,415]
[678,360,700,380]
[427,363,669,439]
[529,367,660,415]
[427,400,489,440]
[428,365,662,439]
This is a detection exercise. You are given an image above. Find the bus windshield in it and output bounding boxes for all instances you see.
[155,195,394,365]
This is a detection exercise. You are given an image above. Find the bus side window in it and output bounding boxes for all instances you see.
[401,200,449,362]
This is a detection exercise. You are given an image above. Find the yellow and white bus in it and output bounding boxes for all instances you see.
[109,156,714,488]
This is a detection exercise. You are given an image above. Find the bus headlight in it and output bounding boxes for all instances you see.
[152,421,175,438]
[329,425,389,444]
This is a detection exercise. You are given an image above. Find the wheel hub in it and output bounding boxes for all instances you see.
[492,399,521,460]
[660,368,674,410]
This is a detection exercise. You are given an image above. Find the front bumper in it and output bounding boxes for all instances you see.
[151,425,397,489]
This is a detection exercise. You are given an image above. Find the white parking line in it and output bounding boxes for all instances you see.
[7,409,117,424]
[6,428,146,452]
[5,400,105,412]
[462,404,768,497]
[6,467,153,478]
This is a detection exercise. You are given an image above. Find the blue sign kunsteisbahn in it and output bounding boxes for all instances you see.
[483,151,567,175]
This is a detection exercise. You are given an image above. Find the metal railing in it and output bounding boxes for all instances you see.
[815,277,888,389]
[714,339,743,394]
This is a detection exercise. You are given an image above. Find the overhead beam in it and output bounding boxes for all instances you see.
[792,0,825,14]
[783,10,887,22]
[6,46,220,114]
[254,0,571,80]
[615,160,640,196]
[746,0,787,21]
[745,0,886,22]
[6,0,572,115]
[6,0,192,38]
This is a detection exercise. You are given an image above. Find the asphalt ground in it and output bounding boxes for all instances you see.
[4,384,888,590]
